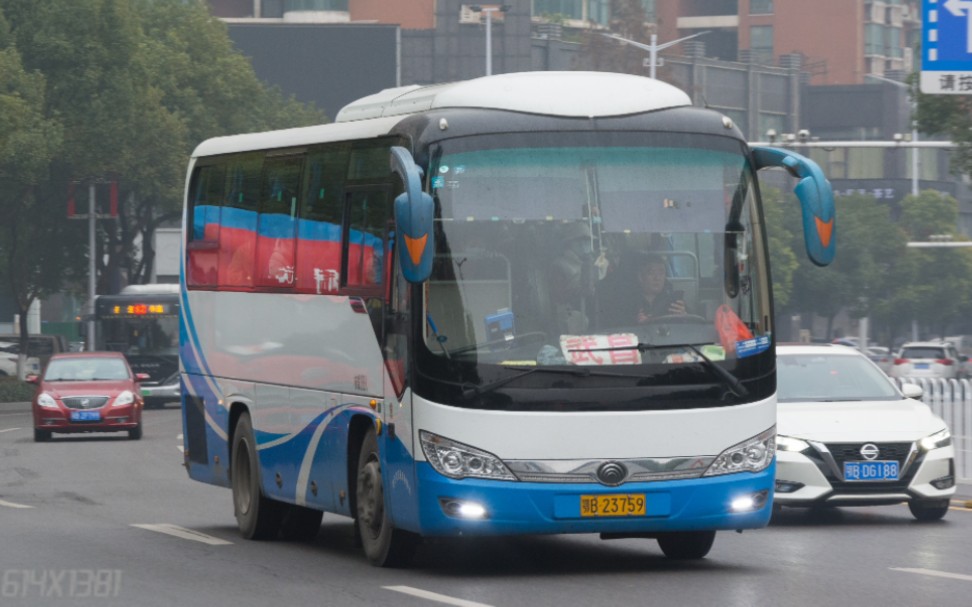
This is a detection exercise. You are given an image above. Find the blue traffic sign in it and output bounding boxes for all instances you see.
[922,0,972,93]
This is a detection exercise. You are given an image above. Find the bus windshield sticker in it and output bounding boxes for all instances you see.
[560,333,642,365]
[735,335,771,359]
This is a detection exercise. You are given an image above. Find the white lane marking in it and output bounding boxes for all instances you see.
[176,433,184,454]
[890,568,972,582]
[0,427,21,433]
[0,498,34,509]
[131,524,232,545]
[383,586,494,607]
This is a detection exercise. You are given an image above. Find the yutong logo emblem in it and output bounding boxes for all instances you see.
[596,462,627,486]
[859,443,880,460]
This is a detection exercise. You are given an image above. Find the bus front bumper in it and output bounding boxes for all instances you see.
[409,462,774,537]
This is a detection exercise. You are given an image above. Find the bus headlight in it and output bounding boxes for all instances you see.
[703,426,776,477]
[420,430,517,481]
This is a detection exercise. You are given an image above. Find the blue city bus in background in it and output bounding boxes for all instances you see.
[180,71,835,566]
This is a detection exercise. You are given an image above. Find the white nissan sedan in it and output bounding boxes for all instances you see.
[774,344,956,521]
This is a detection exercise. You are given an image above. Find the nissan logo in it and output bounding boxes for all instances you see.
[859,443,880,460]
[596,462,628,486]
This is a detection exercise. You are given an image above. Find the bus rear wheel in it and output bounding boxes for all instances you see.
[232,412,283,539]
[355,427,417,567]
[656,530,716,559]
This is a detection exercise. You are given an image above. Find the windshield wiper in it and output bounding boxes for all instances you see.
[575,341,749,398]
[463,365,631,399]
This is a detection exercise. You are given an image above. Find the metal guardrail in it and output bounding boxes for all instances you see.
[892,377,972,482]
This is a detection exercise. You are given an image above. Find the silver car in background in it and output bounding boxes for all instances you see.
[889,341,964,380]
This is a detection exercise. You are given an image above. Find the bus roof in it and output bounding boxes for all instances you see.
[335,71,692,122]
[190,72,693,159]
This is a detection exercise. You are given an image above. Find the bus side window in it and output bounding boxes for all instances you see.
[296,145,349,294]
[255,155,303,288]
[220,153,262,288]
[186,163,225,288]
[344,188,391,289]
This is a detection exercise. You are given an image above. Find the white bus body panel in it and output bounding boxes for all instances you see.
[412,394,775,461]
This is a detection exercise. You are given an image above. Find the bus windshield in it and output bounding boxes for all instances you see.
[419,131,772,406]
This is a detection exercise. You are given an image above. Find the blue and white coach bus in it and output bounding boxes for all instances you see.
[180,71,835,566]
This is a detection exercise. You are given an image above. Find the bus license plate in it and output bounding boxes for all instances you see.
[844,460,898,481]
[580,494,646,517]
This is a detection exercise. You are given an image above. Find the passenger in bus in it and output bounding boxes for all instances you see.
[632,253,689,323]
[551,223,595,334]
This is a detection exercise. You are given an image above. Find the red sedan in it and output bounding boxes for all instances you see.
[29,352,147,442]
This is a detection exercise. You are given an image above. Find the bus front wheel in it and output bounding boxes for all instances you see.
[656,530,716,559]
[355,427,417,567]
[232,412,283,539]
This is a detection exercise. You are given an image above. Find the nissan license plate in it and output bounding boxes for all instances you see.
[580,494,646,517]
[70,410,101,422]
[844,460,898,481]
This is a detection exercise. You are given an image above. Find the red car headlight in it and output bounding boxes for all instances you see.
[36,392,59,409]
[113,390,135,407]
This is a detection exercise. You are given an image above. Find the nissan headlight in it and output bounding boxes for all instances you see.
[420,431,516,481]
[36,392,58,409]
[776,434,810,452]
[919,428,951,451]
[704,427,776,477]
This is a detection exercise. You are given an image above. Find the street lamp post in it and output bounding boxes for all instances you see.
[470,5,510,76]
[601,31,709,80]
[865,73,919,197]
[88,183,96,351]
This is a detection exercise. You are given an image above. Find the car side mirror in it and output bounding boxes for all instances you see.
[25,374,39,384]
[900,383,923,399]
[135,373,151,382]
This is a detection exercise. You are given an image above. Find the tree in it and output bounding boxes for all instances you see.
[0,8,71,374]
[780,191,907,344]
[762,186,798,313]
[915,81,972,178]
[0,0,326,347]
[894,191,972,339]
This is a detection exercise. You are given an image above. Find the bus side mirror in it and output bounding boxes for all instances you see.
[390,146,435,283]
[752,146,836,267]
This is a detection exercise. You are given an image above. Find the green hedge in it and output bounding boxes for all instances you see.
[0,377,35,403]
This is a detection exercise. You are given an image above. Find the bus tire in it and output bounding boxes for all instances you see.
[355,427,417,567]
[279,504,323,541]
[232,412,283,540]
[656,530,716,559]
